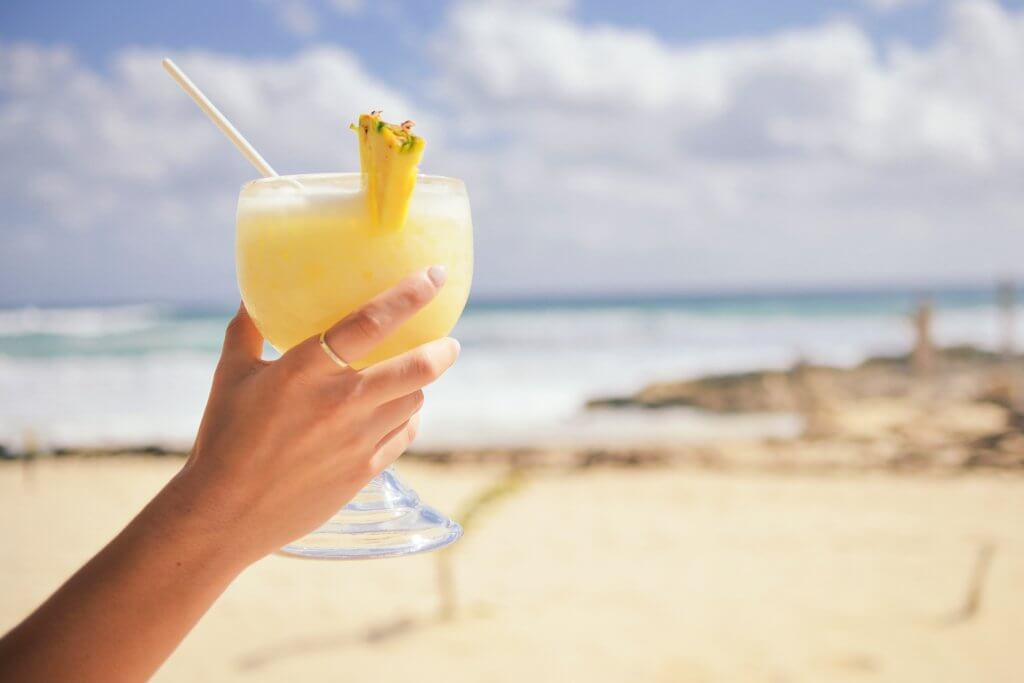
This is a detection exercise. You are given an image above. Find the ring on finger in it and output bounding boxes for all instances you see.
[318,330,349,369]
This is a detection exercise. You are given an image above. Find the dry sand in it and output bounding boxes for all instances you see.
[1,457,1022,682]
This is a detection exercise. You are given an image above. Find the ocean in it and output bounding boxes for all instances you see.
[0,287,1019,453]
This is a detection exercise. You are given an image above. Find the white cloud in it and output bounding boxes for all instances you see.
[1,0,1023,303]
[429,0,1024,292]
[328,0,364,15]
[0,44,418,302]
[438,0,1024,168]
[261,0,320,37]
[864,0,929,12]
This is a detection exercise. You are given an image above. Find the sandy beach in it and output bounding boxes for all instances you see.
[2,456,1022,682]
[3,344,1022,681]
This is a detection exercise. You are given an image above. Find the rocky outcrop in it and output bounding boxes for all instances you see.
[587,346,1022,414]
[585,346,1024,470]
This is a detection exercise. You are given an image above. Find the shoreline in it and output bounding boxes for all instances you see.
[5,344,1021,474]
[8,441,1022,476]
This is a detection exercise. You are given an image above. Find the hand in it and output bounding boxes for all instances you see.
[168,266,459,564]
[0,268,460,683]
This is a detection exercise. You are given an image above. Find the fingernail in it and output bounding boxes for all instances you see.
[427,265,447,287]
[451,338,461,356]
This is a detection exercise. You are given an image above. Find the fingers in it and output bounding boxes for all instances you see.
[329,266,446,363]
[285,266,447,374]
[366,390,424,442]
[218,303,264,375]
[358,337,460,404]
[370,413,420,473]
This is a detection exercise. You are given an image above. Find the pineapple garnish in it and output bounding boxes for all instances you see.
[351,111,425,230]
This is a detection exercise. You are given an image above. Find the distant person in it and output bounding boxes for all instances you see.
[0,270,459,682]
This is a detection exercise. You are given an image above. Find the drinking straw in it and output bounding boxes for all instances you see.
[162,58,281,179]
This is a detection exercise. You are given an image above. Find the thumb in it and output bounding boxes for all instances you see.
[219,302,264,370]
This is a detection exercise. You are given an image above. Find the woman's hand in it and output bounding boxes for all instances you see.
[173,265,459,563]
[0,267,459,683]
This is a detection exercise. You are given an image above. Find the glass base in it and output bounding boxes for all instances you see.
[278,467,462,560]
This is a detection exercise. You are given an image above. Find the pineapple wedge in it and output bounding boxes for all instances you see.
[352,111,425,230]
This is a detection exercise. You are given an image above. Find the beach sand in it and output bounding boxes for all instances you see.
[1,457,1022,682]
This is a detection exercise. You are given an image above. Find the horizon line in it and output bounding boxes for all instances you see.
[0,277,1019,311]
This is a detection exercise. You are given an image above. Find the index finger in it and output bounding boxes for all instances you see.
[286,266,447,373]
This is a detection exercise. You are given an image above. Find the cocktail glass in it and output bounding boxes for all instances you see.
[236,172,472,559]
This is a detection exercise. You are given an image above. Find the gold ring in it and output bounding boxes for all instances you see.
[318,330,349,368]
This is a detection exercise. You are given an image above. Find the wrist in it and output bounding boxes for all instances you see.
[139,465,261,577]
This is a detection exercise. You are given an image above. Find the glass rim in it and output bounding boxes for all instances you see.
[241,172,465,193]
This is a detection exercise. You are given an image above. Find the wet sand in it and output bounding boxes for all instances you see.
[1,457,1022,682]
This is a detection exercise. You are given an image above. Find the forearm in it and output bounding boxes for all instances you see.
[0,468,251,682]
[0,278,452,681]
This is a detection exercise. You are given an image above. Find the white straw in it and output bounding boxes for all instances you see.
[162,58,279,179]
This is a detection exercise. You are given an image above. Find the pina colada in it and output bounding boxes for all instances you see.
[236,173,472,367]
[235,112,472,559]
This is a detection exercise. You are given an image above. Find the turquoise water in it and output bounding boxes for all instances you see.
[0,286,1006,358]
[0,286,1018,451]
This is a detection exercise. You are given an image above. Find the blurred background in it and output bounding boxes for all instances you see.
[1,1,1023,681]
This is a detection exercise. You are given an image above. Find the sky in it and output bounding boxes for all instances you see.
[1,0,1023,304]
